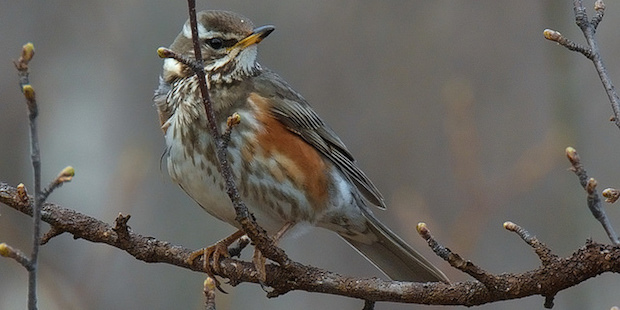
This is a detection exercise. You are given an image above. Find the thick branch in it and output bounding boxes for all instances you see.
[2,182,620,306]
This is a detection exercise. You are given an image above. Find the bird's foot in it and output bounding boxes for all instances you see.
[188,230,246,292]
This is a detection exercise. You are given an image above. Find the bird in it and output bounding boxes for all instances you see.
[154,10,448,284]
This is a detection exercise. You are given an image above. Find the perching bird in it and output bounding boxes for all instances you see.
[154,10,448,283]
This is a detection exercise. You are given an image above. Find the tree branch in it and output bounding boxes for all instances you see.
[2,182,620,307]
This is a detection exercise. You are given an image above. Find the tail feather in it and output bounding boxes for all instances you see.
[339,210,449,283]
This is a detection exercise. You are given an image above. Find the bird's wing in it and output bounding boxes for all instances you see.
[256,70,386,209]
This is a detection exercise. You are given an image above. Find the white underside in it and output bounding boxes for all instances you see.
[163,84,368,239]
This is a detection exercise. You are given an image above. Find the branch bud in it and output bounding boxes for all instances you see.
[226,112,241,128]
[543,29,562,42]
[157,47,173,59]
[586,178,598,194]
[503,221,517,232]
[416,222,430,240]
[21,42,35,63]
[602,188,620,203]
[204,277,217,290]
[565,146,580,165]
[0,243,9,257]
[22,84,35,101]
[56,166,75,183]
[16,183,29,204]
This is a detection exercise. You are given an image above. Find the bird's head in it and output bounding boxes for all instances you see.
[163,10,274,84]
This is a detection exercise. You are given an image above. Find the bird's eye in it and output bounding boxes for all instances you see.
[206,38,224,49]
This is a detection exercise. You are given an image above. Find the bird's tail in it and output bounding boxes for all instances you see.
[338,209,449,283]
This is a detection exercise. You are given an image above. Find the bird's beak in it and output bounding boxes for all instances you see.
[231,25,275,50]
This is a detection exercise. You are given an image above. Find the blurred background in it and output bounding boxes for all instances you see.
[2,1,620,309]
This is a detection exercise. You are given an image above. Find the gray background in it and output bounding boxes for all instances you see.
[2,1,620,309]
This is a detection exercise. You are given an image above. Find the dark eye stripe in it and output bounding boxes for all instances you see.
[205,37,238,49]
[222,39,237,48]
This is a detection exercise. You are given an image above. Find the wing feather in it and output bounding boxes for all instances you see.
[255,70,386,209]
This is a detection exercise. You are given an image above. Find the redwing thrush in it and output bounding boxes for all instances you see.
[154,10,448,283]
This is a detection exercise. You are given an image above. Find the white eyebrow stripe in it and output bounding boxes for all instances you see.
[182,22,213,39]
[182,22,243,41]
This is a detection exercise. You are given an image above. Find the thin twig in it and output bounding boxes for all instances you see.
[543,29,593,58]
[222,112,241,148]
[204,277,217,310]
[503,221,558,266]
[545,0,620,129]
[575,0,620,130]
[591,0,605,29]
[566,147,619,244]
[157,47,203,73]
[544,295,555,309]
[184,0,220,139]
[40,227,64,245]
[41,166,74,201]
[0,243,33,271]
[416,223,497,288]
[362,300,375,310]
[14,41,41,310]
[13,44,74,310]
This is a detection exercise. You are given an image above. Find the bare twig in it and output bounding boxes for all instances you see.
[204,277,217,310]
[157,47,203,73]
[544,295,555,309]
[544,0,620,130]
[503,221,558,266]
[40,227,64,245]
[0,243,32,271]
[41,166,74,201]
[575,0,620,130]
[543,29,593,58]
[222,112,241,147]
[417,223,497,288]
[11,44,76,310]
[566,147,619,244]
[591,0,605,28]
[14,41,42,310]
[362,300,375,310]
